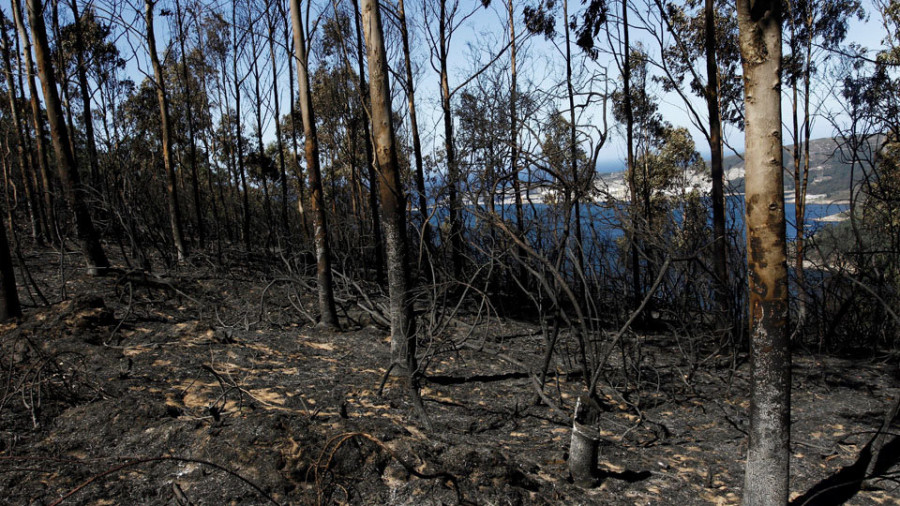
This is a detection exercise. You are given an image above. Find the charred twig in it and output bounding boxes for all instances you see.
[313,432,460,504]
[37,456,281,506]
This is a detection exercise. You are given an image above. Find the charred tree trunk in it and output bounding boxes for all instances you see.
[704,0,728,308]
[266,7,290,240]
[361,0,431,430]
[569,395,602,487]
[0,208,20,321]
[397,0,432,258]
[68,0,102,193]
[232,0,251,251]
[11,0,54,241]
[622,0,641,304]
[145,0,188,262]
[352,0,386,285]
[736,0,791,503]
[279,0,308,240]
[508,0,525,276]
[438,0,463,277]
[174,0,205,249]
[290,0,338,327]
[563,0,585,286]
[26,0,109,274]
[249,21,274,247]
[0,8,43,246]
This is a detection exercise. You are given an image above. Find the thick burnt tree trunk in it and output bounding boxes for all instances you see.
[736,0,791,504]
[290,0,339,328]
[26,0,109,275]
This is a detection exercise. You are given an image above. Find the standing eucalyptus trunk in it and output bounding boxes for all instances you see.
[174,0,205,249]
[622,0,641,304]
[704,0,728,307]
[438,0,463,277]
[736,0,791,503]
[361,0,431,430]
[352,0,386,285]
[290,0,338,327]
[397,0,431,254]
[0,208,20,321]
[0,8,43,245]
[11,0,55,241]
[232,0,251,251]
[26,0,109,274]
[266,7,290,240]
[508,0,525,271]
[68,0,102,192]
[145,0,188,261]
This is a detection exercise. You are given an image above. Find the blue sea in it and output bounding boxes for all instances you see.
[426,196,848,242]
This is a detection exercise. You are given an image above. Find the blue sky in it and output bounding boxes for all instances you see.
[0,0,891,175]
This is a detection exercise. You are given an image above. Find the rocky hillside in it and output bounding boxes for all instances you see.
[594,137,872,204]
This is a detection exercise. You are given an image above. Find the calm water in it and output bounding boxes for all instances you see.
[428,196,849,242]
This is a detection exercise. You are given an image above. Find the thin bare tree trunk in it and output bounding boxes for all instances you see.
[26,0,109,274]
[145,0,188,261]
[0,207,20,321]
[563,0,585,285]
[361,0,431,430]
[233,0,251,251]
[352,0,386,285]
[508,0,525,271]
[0,8,43,245]
[736,0,791,503]
[278,0,308,239]
[622,0,641,304]
[11,0,54,241]
[397,0,432,254]
[266,7,290,240]
[290,0,338,327]
[174,0,205,249]
[68,0,102,193]
[439,0,463,277]
[704,0,728,306]
[249,19,275,247]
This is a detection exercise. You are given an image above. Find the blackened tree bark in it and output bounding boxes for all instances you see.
[0,7,43,245]
[174,0,205,249]
[0,209,21,321]
[145,0,188,261]
[352,0,386,285]
[26,0,109,275]
[290,0,339,327]
[265,5,290,240]
[11,0,54,241]
[232,0,251,251]
[622,0,641,304]
[704,0,728,306]
[508,0,525,268]
[68,0,102,193]
[736,0,791,503]
[438,0,464,277]
[397,0,432,255]
[361,0,431,430]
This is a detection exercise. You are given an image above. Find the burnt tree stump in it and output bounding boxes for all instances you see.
[569,395,604,487]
